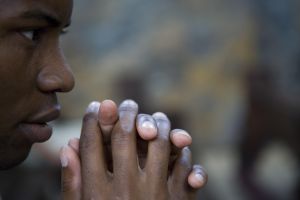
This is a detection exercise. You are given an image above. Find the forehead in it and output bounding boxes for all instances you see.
[0,0,73,24]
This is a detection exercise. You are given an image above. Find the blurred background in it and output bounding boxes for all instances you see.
[0,0,299,199]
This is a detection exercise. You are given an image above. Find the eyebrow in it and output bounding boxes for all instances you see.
[19,10,70,27]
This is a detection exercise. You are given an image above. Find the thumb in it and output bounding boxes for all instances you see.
[60,143,81,200]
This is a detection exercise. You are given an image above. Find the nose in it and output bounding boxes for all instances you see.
[37,48,75,93]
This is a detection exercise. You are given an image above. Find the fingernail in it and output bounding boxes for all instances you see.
[141,120,156,130]
[99,100,118,125]
[60,146,68,167]
[189,172,206,188]
[171,129,192,139]
[86,101,100,114]
[195,173,205,184]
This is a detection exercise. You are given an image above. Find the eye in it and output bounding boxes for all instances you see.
[20,30,40,41]
[21,30,34,40]
[61,27,69,35]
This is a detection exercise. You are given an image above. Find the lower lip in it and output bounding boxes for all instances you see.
[19,123,53,143]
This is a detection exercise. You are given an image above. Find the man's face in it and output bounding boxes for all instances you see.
[0,0,74,169]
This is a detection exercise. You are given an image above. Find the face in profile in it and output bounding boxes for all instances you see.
[0,0,74,169]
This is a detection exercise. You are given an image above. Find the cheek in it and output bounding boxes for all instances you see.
[0,35,36,88]
[0,39,36,123]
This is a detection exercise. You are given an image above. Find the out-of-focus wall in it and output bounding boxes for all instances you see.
[59,0,255,148]
[56,1,300,199]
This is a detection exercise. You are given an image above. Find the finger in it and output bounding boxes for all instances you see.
[97,100,118,172]
[68,138,79,154]
[111,100,139,180]
[79,101,108,197]
[170,129,192,149]
[136,114,157,168]
[146,112,171,188]
[98,99,118,141]
[188,164,208,189]
[60,145,81,200]
[169,129,193,170]
[136,114,157,140]
[168,147,195,199]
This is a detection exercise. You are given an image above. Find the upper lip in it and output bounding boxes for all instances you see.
[25,105,61,124]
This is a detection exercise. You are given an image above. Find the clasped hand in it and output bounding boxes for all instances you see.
[60,100,207,200]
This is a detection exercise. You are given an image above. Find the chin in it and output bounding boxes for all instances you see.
[0,142,32,170]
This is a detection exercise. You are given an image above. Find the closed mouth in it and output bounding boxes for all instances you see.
[19,105,61,143]
[26,105,61,124]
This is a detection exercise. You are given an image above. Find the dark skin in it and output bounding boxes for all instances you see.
[0,0,74,169]
[79,101,195,199]
[0,0,207,199]
[61,100,208,199]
